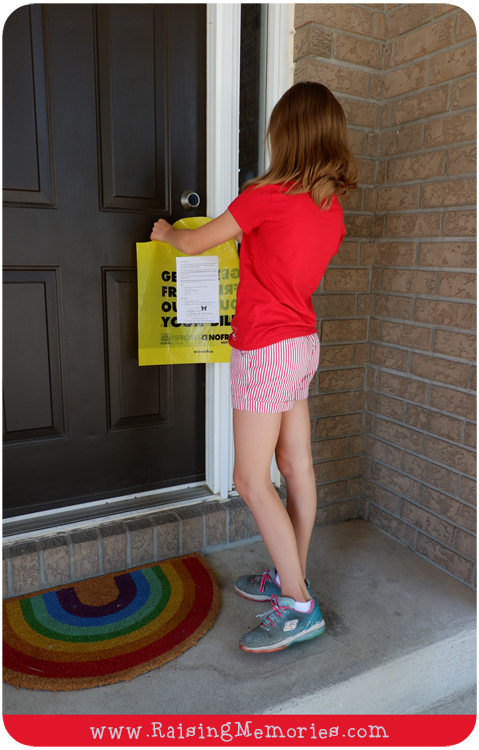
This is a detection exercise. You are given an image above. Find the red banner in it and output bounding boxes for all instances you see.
[2,714,476,748]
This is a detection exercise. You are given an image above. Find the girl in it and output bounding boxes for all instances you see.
[151,81,358,653]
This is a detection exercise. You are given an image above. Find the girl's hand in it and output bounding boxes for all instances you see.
[150,219,173,243]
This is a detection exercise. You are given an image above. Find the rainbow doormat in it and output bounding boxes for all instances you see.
[3,553,220,691]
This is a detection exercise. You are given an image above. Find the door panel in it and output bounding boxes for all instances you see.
[3,4,207,518]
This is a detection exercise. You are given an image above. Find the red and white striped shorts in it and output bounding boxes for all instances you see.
[230,334,320,413]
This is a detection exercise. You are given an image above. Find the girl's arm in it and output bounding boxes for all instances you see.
[150,210,243,255]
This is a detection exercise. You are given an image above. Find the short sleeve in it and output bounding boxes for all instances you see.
[228,186,273,234]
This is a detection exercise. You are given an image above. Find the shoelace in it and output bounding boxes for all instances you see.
[256,595,290,630]
[258,569,274,593]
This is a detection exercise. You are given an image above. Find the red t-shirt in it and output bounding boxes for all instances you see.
[228,183,345,350]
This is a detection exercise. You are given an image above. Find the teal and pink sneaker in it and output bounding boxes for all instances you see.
[234,569,281,601]
[239,594,325,653]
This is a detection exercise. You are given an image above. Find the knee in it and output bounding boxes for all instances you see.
[233,468,269,507]
[275,449,313,484]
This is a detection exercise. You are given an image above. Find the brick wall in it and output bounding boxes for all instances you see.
[294,3,476,588]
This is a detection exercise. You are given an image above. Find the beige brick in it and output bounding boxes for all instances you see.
[425,111,476,147]
[452,76,476,109]
[374,293,412,320]
[373,10,386,40]
[456,9,477,41]
[316,412,363,438]
[100,524,127,573]
[384,60,428,99]
[403,452,459,495]
[358,292,373,315]
[377,184,420,211]
[379,320,432,353]
[152,513,179,560]
[344,213,374,238]
[422,485,476,531]
[386,212,442,238]
[371,459,421,501]
[179,508,204,553]
[334,34,382,68]
[464,422,476,449]
[293,25,332,61]
[410,352,470,388]
[11,542,41,596]
[363,478,399,513]
[313,293,355,318]
[405,403,464,442]
[295,3,373,36]
[42,538,71,588]
[454,530,476,560]
[315,498,358,525]
[314,456,361,482]
[418,241,476,268]
[324,268,370,292]
[341,186,363,211]
[387,4,433,38]
[368,504,417,546]
[370,73,383,100]
[392,86,449,126]
[446,144,477,176]
[71,530,99,580]
[430,384,476,419]
[375,242,416,267]
[416,533,474,584]
[414,299,475,329]
[459,476,477,505]
[388,150,446,182]
[358,157,376,185]
[469,365,476,392]
[430,41,476,84]
[352,390,366,411]
[425,435,476,477]
[394,17,455,64]
[380,123,424,156]
[321,318,368,342]
[204,504,227,547]
[227,498,249,543]
[312,436,348,461]
[367,434,402,468]
[434,329,476,362]
[320,367,365,392]
[309,391,351,417]
[422,178,476,208]
[370,343,409,371]
[382,269,436,295]
[294,58,370,97]
[335,240,360,265]
[318,344,355,367]
[443,210,476,237]
[316,479,347,504]
[367,391,405,422]
[401,500,455,544]
[127,519,154,566]
[375,416,424,452]
[349,128,367,156]
[339,97,379,129]
[378,369,429,404]
[437,271,476,299]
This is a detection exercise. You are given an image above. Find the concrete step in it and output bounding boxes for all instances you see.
[3,520,476,715]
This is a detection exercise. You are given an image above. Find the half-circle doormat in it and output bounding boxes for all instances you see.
[3,552,220,691]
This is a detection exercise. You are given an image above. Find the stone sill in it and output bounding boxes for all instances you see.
[2,497,261,599]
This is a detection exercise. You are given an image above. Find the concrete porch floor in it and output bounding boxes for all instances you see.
[3,519,476,715]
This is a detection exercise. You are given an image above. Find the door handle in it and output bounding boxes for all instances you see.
[181,190,201,210]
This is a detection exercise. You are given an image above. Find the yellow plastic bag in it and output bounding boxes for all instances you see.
[137,217,239,365]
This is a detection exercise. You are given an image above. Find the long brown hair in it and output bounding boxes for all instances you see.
[245,81,358,208]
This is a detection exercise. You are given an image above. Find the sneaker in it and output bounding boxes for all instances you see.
[239,594,325,653]
[234,569,281,601]
[235,570,312,602]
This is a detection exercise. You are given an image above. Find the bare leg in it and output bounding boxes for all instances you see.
[233,408,310,603]
[274,398,317,580]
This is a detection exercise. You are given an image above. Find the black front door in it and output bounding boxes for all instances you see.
[3,4,207,517]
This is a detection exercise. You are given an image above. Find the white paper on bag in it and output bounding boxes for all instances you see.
[176,256,220,324]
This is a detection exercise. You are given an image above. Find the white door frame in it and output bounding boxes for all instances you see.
[205,3,293,498]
